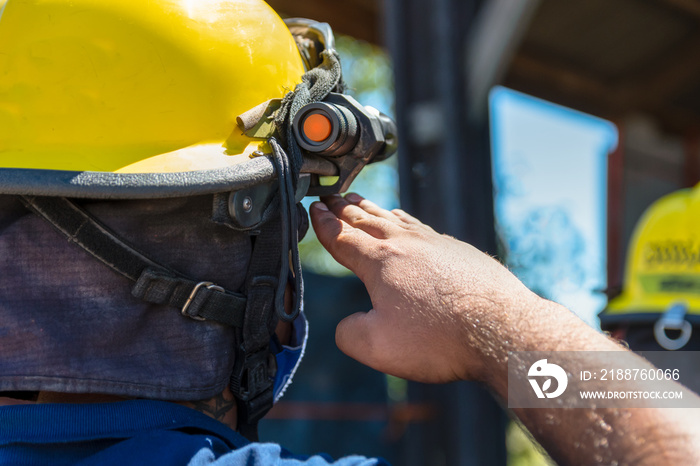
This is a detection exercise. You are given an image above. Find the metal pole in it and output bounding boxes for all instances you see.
[385,0,507,463]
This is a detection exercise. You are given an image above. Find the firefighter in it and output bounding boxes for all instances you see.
[0,0,394,463]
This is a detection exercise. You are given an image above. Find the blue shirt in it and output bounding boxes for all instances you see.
[0,400,387,465]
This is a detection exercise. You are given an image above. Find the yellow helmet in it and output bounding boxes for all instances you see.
[0,0,304,194]
[601,183,700,348]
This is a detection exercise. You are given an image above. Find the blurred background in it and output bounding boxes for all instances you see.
[260,0,700,464]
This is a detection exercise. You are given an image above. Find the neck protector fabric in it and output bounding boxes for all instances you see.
[0,195,250,400]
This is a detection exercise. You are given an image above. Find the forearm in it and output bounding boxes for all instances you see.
[476,298,700,465]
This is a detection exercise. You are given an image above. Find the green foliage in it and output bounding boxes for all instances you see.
[336,35,394,111]
[506,421,556,466]
[386,375,408,402]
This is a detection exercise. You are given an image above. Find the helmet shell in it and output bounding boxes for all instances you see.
[602,183,700,323]
[0,0,304,174]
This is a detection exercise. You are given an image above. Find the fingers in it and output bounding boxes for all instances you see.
[321,195,399,239]
[309,201,376,276]
[390,208,426,227]
[340,193,432,232]
[310,193,432,284]
[344,193,406,225]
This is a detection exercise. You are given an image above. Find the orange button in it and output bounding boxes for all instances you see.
[303,113,333,142]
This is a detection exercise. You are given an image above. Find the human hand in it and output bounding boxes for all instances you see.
[309,193,542,384]
[312,194,700,466]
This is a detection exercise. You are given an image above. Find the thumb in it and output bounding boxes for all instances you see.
[334,310,382,370]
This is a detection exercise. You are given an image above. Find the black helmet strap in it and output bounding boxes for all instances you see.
[19,195,247,327]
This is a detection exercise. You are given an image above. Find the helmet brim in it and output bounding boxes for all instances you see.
[0,155,278,199]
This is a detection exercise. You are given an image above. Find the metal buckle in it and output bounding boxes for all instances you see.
[284,18,336,70]
[654,302,693,350]
[181,281,225,321]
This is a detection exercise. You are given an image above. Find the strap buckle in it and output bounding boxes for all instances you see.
[284,18,336,70]
[231,346,275,429]
[654,302,693,350]
[182,281,225,321]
